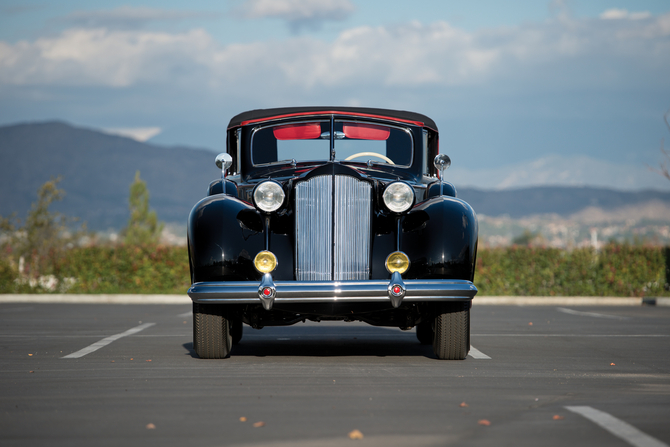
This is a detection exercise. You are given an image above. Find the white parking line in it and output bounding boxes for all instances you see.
[177,311,192,318]
[565,406,668,447]
[61,323,156,359]
[557,307,629,320]
[469,346,491,359]
[472,334,669,337]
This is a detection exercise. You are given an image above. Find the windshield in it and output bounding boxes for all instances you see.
[251,120,413,166]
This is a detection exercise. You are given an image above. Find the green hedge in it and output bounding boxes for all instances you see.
[0,244,667,296]
[0,245,190,294]
[476,244,668,297]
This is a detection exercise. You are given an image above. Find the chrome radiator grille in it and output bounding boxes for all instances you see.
[295,175,372,281]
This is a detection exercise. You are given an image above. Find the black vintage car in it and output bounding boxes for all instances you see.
[187,107,478,360]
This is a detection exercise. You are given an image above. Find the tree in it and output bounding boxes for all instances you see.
[0,177,83,285]
[122,171,163,245]
[652,109,670,181]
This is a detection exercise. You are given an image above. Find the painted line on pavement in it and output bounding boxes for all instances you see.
[557,307,629,320]
[472,334,669,337]
[565,406,668,447]
[61,322,156,359]
[468,346,491,359]
[177,311,192,318]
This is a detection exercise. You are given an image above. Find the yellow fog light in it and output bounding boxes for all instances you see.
[385,251,410,274]
[254,251,277,274]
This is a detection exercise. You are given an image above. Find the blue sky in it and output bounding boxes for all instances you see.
[1,0,669,190]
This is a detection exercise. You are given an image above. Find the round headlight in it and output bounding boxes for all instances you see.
[383,182,414,213]
[385,251,410,274]
[254,251,277,274]
[253,181,285,213]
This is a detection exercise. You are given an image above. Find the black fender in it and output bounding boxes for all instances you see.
[426,180,457,198]
[400,196,478,281]
[188,195,265,282]
[207,179,239,196]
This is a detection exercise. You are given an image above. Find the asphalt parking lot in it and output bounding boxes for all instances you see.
[1,301,669,447]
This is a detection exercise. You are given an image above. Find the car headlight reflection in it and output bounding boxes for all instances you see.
[253,181,285,212]
[383,182,414,213]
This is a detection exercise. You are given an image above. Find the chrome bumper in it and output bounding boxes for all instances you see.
[188,277,477,308]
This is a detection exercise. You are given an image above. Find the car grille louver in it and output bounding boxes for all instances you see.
[295,175,371,281]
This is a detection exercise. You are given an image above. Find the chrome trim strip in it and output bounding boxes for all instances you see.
[188,279,477,303]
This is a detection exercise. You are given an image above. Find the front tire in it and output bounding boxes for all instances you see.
[193,302,232,359]
[433,301,470,360]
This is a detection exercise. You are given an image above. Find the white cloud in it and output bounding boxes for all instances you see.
[600,8,652,20]
[238,0,355,31]
[0,28,216,87]
[102,126,162,142]
[0,11,668,104]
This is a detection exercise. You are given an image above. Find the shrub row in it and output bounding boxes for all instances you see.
[475,245,668,297]
[0,245,191,294]
[0,244,667,296]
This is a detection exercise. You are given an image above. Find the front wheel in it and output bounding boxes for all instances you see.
[193,302,232,359]
[433,301,470,360]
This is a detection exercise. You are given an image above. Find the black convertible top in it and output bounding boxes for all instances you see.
[228,106,437,131]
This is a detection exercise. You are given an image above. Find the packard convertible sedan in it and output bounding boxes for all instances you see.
[187,107,478,360]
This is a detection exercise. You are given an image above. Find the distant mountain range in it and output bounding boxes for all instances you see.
[1,121,669,230]
[449,154,670,191]
[0,121,218,229]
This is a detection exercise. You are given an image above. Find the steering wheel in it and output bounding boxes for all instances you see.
[344,152,394,165]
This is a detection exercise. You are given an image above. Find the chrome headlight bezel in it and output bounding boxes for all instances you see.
[253,180,285,213]
[382,181,415,213]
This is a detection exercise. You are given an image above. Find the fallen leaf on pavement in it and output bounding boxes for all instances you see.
[478,420,491,426]
[253,421,265,428]
[553,415,564,420]
[528,322,533,326]
[348,429,364,440]
[459,402,468,407]
[28,354,33,356]
[239,417,247,422]
[146,423,156,429]
[29,371,34,373]
[146,359,152,362]
[610,363,615,366]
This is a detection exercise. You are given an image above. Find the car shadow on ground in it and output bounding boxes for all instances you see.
[182,325,437,359]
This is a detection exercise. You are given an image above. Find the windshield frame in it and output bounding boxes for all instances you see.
[250,118,414,168]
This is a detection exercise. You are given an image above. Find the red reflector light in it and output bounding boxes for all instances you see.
[393,286,401,294]
[343,123,390,140]
[273,123,321,140]
[263,288,272,296]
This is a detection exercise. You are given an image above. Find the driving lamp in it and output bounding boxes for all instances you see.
[383,182,414,213]
[253,181,285,212]
[385,251,410,274]
[254,251,277,274]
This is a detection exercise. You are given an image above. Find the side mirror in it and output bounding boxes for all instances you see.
[433,154,451,196]
[215,153,233,178]
[433,154,451,179]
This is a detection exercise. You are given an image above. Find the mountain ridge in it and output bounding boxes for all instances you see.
[1,121,669,230]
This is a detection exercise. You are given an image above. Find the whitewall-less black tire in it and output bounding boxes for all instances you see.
[193,302,232,359]
[433,301,470,360]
